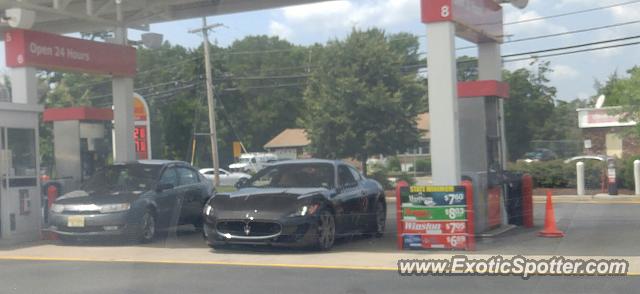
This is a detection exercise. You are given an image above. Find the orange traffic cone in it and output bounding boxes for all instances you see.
[538,190,564,238]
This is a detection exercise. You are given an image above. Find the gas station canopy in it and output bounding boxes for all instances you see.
[0,0,329,38]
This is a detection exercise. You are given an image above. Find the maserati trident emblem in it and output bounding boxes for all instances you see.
[244,222,251,235]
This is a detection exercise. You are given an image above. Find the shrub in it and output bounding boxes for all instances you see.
[395,172,417,186]
[387,156,401,172]
[415,159,431,173]
[369,168,393,190]
[617,156,640,189]
[508,159,605,189]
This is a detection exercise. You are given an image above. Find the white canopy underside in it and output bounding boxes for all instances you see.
[0,0,330,39]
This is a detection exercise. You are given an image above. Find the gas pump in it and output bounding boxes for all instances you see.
[458,81,510,233]
[43,107,113,190]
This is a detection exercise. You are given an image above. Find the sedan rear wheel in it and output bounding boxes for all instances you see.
[138,211,156,243]
[316,210,336,251]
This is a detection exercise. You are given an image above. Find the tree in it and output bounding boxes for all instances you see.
[300,29,424,175]
[596,66,640,136]
[503,61,557,160]
[457,56,478,81]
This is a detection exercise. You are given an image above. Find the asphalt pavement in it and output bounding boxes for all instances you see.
[0,260,638,294]
[1,199,640,293]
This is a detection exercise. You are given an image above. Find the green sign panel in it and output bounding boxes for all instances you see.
[402,206,466,221]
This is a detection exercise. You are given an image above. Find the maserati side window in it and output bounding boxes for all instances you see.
[338,166,357,188]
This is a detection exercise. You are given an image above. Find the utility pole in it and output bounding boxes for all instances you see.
[189,18,223,187]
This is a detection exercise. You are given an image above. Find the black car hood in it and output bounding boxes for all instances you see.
[54,189,146,205]
[211,187,328,220]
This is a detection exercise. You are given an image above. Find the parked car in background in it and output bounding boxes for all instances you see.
[48,160,215,243]
[202,159,386,251]
[228,153,278,173]
[518,148,558,163]
[199,168,251,186]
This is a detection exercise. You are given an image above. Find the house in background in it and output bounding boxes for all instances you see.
[577,107,640,158]
[263,128,311,159]
[396,113,430,170]
[264,113,431,167]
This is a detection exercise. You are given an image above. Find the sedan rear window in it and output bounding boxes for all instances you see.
[82,164,161,192]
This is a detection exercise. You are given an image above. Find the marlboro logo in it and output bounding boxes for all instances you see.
[404,208,431,218]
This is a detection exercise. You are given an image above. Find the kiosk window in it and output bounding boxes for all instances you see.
[7,128,36,177]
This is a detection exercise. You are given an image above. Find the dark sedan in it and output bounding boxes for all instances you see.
[202,159,386,251]
[49,160,214,243]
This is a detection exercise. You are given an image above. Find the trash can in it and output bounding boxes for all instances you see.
[504,171,524,226]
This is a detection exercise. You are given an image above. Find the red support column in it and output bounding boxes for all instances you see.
[395,181,409,250]
[522,174,534,228]
[462,180,475,251]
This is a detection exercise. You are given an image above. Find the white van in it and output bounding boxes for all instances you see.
[228,153,278,173]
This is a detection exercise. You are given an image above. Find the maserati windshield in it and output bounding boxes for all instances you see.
[248,163,334,189]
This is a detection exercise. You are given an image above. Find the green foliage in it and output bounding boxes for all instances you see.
[503,61,557,160]
[387,156,401,172]
[414,158,431,173]
[395,172,417,186]
[369,168,393,190]
[595,67,640,139]
[509,160,604,189]
[300,29,424,175]
[457,56,478,81]
[616,156,640,189]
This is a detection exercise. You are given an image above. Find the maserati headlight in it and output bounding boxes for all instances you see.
[203,204,214,217]
[50,204,64,213]
[289,203,320,217]
[99,203,131,213]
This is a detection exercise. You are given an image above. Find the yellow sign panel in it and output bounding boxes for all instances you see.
[233,141,242,158]
[133,95,147,121]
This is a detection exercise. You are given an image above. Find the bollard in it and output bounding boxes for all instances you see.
[634,160,640,196]
[576,162,585,196]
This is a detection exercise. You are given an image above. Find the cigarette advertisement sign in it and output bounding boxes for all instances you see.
[403,234,468,250]
[396,184,475,250]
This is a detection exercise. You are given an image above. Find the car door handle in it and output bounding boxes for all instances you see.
[360,191,366,196]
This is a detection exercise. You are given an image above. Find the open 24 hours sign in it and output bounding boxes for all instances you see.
[396,184,475,250]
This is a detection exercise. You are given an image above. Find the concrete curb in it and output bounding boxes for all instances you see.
[475,224,517,238]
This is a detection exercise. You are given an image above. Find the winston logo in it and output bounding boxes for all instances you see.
[405,222,441,231]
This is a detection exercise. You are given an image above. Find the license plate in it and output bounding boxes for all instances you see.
[67,216,85,227]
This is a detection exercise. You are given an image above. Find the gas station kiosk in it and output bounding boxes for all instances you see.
[0,92,43,245]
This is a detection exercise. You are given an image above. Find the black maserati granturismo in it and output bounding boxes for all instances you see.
[202,159,386,250]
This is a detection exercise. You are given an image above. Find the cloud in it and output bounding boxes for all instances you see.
[549,64,579,80]
[269,20,293,39]
[503,10,568,39]
[274,0,419,37]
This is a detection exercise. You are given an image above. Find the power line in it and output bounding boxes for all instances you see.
[457,18,640,51]
[214,73,310,82]
[503,40,640,62]
[502,34,640,58]
[503,0,640,26]
[223,82,306,92]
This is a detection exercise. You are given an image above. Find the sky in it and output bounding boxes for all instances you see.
[3,0,640,101]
